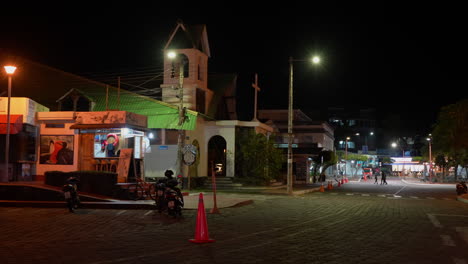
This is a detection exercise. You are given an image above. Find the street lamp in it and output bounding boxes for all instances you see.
[392,141,406,177]
[426,135,432,182]
[3,65,16,182]
[167,51,185,178]
[287,55,320,194]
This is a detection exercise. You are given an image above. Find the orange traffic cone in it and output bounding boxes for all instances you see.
[319,184,325,192]
[190,193,215,243]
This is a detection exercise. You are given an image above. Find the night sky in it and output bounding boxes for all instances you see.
[1,5,466,134]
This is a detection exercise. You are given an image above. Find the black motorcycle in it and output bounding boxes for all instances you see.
[63,177,80,212]
[456,181,467,195]
[165,181,184,217]
[154,181,167,213]
[153,173,184,217]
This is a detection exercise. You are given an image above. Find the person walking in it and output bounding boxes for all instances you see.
[380,171,388,185]
[374,172,379,184]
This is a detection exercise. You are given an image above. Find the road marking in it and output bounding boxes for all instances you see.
[426,197,435,199]
[143,210,153,216]
[346,193,354,196]
[440,235,456,246]
[377,194,386,197]
[116,210,126,216]
[361,194,370,196]
[330,193,338,195]
[427,214,443,228]
[394,185,406,196]
[409,196,419,199]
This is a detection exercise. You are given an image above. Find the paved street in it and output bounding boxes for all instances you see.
[1,177,467,264]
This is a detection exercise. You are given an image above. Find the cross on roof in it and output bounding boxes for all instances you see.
[252,73,261,121]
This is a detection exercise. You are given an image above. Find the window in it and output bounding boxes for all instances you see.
[170,54,190,78]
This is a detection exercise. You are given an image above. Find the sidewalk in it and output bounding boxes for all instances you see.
[0,180,336,210]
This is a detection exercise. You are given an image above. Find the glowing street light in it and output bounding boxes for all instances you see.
[287,55,321,195]
[3,65,16,182]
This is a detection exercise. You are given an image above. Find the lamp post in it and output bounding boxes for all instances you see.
[167,51,185,178]
[287,55,320,195]
[392,141,405,177]
[3,66,16,182]
[426,135,432,183]
[344,137,350,177]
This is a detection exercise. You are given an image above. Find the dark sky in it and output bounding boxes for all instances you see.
[1,4,467,132]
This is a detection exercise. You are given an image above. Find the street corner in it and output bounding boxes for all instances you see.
[457,194,468,203]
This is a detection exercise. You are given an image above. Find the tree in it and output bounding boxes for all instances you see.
[235,130,284,185]
[311,150,338,182]
[347,153,369,177]
[431,99,468,180]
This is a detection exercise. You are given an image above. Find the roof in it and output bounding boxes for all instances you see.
[0,55,197,130]
[61,87,198,130]
[207,73,237,120]
[164,21,211,57]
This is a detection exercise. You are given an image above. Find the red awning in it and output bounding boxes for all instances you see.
[0,115,23,134]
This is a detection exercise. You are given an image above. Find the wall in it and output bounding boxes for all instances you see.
[0,97,49,125]
[144,144,178,178]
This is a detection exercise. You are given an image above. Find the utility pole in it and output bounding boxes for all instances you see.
[287,57,294,195]
[177,59,185,178]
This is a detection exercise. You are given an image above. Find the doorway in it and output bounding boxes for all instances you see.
[207,135,226,177]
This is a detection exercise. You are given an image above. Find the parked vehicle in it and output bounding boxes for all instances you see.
[456,181,467,195]
[154,180,167,213]
[165,183,184,217]
[63,177,80,212]
[153,170,184,217]
[362,168,373,180]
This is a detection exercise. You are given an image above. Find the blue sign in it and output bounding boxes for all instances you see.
[159,146,169,150]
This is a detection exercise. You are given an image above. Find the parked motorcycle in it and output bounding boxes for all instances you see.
[63,177,80,212]
[165,179,184,217]
[456,181,467,195]
[153,170,184,217]
[154,180,167,213]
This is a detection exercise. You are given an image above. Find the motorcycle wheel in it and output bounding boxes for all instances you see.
[66,199,74,213]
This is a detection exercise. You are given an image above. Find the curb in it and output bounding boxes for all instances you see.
[457,195,468,203]
[0,200,156,210]
[0,198,256,210]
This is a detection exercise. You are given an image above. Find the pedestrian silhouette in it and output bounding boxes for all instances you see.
[380,171,388,185]
[374,173,379,184]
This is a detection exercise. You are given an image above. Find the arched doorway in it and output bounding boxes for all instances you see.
[207,135,227,177]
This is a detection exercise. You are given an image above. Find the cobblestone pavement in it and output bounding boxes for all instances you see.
[1,178,467,264]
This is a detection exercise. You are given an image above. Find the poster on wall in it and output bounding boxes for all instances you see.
[39,135,74,165]
[94,133,121,158]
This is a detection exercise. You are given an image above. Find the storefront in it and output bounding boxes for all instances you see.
[37,111,148,183]
[0,97,48,182]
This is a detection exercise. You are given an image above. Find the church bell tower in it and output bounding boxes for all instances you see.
[160,21,212,115]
